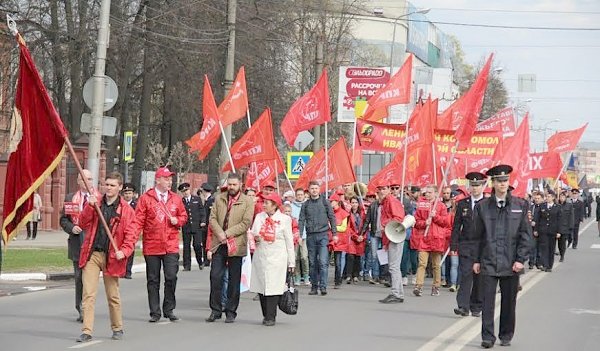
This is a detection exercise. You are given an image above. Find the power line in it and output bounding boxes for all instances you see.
[462,45,600,48]
[409,18,600,31]
[374,6,600,15]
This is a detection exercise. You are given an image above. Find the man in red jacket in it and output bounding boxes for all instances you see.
[76,172,136,343]
[120,167,187,323]
[411,184,451,297]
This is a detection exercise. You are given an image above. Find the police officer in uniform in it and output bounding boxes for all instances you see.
[569,188,584,249]
[473,165,531,348]
[199,183,215,267]
[122,183,138,278]
[451,172,486,317]
[179,183,206,271]
[533,190,561,272]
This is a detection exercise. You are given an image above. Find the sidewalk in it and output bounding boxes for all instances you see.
[7,230,69,249]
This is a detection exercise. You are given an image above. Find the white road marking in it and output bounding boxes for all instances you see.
[23,286,47,291]
[569,308,600,315]
[418,219,596,351]
[68,340,103,348]
[590,244,600,249]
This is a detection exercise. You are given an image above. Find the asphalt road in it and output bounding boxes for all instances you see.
[1,218,599,350]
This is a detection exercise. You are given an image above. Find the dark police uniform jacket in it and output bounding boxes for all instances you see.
[558,201,574,235]
[572,199,584,223]
[182,195,206,233]
[533,203,561,235]
[450,197,481,257]
[473,194,532,276]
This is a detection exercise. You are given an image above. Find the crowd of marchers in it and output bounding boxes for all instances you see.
[60,164,594,349]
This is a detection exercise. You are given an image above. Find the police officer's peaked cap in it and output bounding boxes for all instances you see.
[486,165,513,181]
[122,183,136,192]
[178,183,190,192]
[201,182,215,192]
[465,172,487,185]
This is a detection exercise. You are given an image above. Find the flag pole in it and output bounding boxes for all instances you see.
[400,110,411,203]
[283,168,294,192]
[325,122,329,194]
[432,143,438,185]
[218,121,236,173]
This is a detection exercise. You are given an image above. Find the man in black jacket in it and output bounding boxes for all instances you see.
[298,180,337,296]
[558,192,574,262]
[473,165,531,348]
[122,183,138,279]
[533,190,561,272]
[570,188,585,249]
[199,183,215,267]
[451,172,486,317]
[179,183,206,271]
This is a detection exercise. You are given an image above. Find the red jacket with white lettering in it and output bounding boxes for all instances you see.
[121,188,187,256]
[78,196,136,277]
[410,198,451,253]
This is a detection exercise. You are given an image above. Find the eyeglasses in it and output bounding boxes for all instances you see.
[391,186,400,190]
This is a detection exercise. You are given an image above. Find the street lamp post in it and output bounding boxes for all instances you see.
[543,119,560,151]
[514,98,532,126]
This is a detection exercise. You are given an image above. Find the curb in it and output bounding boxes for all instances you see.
[0,263,148,282]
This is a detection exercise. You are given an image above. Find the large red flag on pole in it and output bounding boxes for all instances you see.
[295,137,355,191]
[218,66,249,127]
[185,76,221,160]
[2,35,68,244]
[280,70,331,146]
[453,54,493,151]
[491,114,530,197]
[362,54,413,121]
[245,156,286,190]
[546,123,587,153]
[222,108,278,172]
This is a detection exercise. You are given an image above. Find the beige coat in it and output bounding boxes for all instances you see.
[209,191,254,257]
[31,193,42,222]
[250,210,296,296]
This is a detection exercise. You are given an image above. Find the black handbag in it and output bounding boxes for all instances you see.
[278,272,298,315]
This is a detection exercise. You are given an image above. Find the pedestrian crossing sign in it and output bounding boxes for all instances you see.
[287,152,313,179]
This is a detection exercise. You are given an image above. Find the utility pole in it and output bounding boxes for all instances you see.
[87,0,111,187]
[313,36,324,152]
[220,0,237,173]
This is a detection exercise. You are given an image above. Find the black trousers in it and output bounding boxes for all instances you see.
[572,223,581,248]
[209,245,243,317]
[145,253,179,318]
[481,274,519,344]
[182,230,203,269]
[200,228,209,265]
[73,261,83,315]
[537,233,551,268]
[557,235,567,259]
[259,294,280,322]
[125,251,135,277]
[345,254,361,279]
[26,221,38,239]
[456,255,482,313]
[546,234,558,269]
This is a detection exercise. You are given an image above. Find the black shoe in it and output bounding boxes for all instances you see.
[205,313,222,322]
[471,311,481,317]
[199,265,204,270]
[183,267,191,271]
[545,268,553,272]
[308,289,318,295]
[111,330,124,340]
[379,294,404,304]
[224,315,235,323]
[148,315,161,323]
[454,307,469,316]
[124,275,132,279]
[76,333,92,343]
[320,289,327,296]
[572,246,577,249]
[528,264,534,269]
[481,340,494,348]
[333,283,340,289]
[76,315,83,323]
[264,319,275,326]
[500,340,511,346]
[559,256,564,262]
[165,313,179,321]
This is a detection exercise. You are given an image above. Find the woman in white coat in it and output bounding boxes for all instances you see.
[250,193,295,326]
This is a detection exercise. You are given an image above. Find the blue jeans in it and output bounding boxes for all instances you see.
[362,244,372,278]
[334,252,346,284]
[370,236,382,279]
[306,232,330,290]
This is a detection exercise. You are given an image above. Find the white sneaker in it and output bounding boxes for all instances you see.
[410,276,417,285]
[402,277,408,286]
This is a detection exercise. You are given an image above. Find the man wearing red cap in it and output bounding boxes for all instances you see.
[121,166,187,323]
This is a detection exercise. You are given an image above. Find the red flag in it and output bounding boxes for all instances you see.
[476,107,516,137]
[2,36,68,244]
[295,137,355,191]
[403,144,438,187]
[407,97,437,150]
[528,152,563,179]
[222,108,278,172]
[367,155,402,192]
[363,55,413,121]
[245,156,285,190]
[280,70,331,146]
[185,76,221,160]
[491,114,530,197]
[546,124,587,153]
[218,66,249,127]
[454,54,493,151]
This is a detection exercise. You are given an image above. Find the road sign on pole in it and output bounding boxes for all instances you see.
[123,131,133,162]
[287,152,313,179]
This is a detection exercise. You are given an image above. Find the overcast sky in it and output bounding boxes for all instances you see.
[407,0,600,152]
